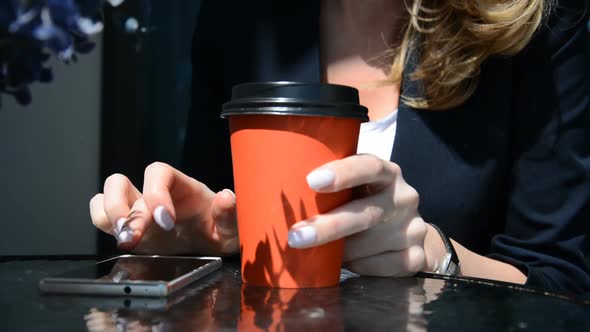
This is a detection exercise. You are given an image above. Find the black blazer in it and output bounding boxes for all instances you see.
[183,1,590,294]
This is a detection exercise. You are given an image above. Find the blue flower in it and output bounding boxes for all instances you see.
[0,0,122,106]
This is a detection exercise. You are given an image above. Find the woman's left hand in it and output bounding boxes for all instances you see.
[287,154,432,276]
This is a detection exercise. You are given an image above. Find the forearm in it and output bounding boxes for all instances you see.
[424,224,527,284]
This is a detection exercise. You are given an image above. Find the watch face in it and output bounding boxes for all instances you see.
[447,261,461,276]
[428,223,460,276]
[435,253,453,275]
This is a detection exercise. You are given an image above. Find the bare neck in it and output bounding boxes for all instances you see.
[321,0,405,72]
[320,0,405,120]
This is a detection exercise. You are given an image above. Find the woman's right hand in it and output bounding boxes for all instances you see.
[89,162,239,256]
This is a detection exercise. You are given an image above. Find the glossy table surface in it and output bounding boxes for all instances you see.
[1,256,589,332]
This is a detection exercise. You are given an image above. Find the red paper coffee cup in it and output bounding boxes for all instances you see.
[221,82,368,288]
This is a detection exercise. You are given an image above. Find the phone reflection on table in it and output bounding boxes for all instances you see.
[83,271,225,332]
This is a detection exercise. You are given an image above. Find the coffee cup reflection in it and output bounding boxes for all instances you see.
[239,285,343,332]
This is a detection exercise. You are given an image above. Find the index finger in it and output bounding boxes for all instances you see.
[306,154,399,193]
[142,162,216,231]
[288,189,393,249]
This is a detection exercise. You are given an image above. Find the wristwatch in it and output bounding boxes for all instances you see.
[429,223,461,276]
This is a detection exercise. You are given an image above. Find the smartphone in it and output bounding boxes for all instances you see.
[39,255,222,297]
[41,269,223,311]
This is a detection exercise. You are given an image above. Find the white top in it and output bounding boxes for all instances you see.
[356,109,398,160]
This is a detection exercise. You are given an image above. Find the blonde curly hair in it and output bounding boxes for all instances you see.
[389,0,550,110]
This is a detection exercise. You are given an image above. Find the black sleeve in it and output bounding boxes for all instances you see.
[181,1,234,192]
[488,1,590,294]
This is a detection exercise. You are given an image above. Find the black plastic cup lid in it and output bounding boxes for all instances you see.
[221,81,369,122]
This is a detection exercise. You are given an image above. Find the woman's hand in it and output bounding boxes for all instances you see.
[89,162,239,256]
[287,154,436,276]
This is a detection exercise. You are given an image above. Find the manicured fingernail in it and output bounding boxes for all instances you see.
[306,169,335,191]
[222,189,236,200]
[115,217,127,233]
[153,205,175,231]
[116,228,133,245]
[288,225,317,248]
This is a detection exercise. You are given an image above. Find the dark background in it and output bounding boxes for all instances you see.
[99,0,201,257]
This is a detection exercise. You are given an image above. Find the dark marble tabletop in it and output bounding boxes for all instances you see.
[1,256,589,332]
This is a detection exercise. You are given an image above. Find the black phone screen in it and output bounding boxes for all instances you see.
[55,256,214,282]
